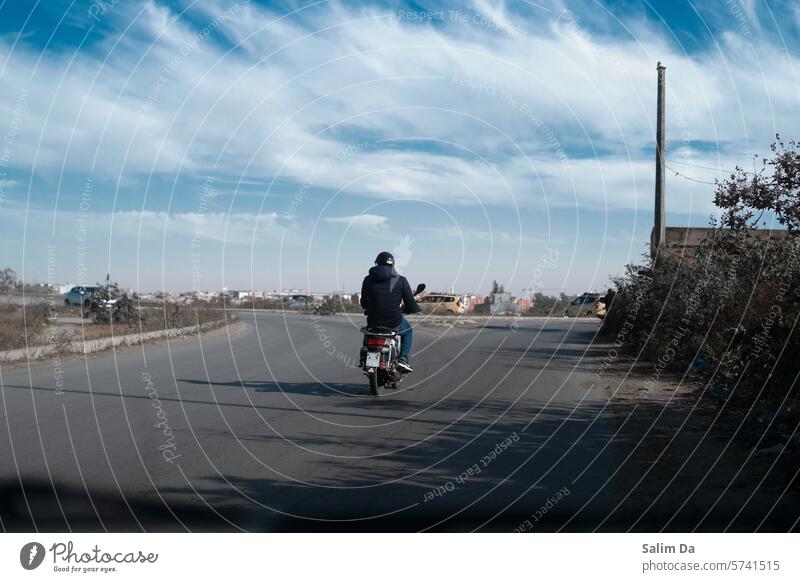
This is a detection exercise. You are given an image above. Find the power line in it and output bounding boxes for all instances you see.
[664,164,718,185]
[667,158,730,173]
[667,157,757,176]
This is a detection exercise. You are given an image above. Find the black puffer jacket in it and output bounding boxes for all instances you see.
[360,265,420,328]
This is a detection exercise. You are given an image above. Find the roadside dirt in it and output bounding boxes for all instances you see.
[595,349,800,532]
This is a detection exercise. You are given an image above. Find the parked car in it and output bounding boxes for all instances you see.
[285,294,317,311]
[563,292,605,318]
[596,289,615,319]
[417,293,465,315]
[594,296,608,319]
[63,285,101,307]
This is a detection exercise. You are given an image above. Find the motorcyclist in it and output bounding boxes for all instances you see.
[360,251,420,373]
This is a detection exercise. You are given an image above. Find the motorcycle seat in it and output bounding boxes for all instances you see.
[361,326,396,336]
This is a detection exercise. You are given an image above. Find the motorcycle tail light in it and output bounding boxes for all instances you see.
[366,337,387,347]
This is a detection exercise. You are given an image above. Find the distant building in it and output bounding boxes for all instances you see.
[652,226,790,257]
[515,298,533,311]
[473,290,523,315]
[464,295,484,313]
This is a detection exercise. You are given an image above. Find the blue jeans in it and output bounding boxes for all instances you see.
[394,318,412,361]
[363,318,413,361]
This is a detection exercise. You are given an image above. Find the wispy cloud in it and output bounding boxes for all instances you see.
[0,205,280,245]
[324,214,389,230]
[1,0,797,214]
[2,0,799,292]
[111,210,280,243]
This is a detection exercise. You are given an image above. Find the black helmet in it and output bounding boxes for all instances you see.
[374,251,394,266]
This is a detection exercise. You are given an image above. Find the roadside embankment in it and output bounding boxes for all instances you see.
[592,337,800,531]
[0,316,241,364]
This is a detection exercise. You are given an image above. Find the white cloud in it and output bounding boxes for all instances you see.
[111,210,279,243]
[0,204,279,245]
[324,214,388,230]
[0,0,797,216]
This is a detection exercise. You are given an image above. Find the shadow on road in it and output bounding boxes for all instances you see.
[178,378,366,397]
[2,390,797,532]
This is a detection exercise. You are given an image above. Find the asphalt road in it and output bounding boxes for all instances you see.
[0,312,633,531]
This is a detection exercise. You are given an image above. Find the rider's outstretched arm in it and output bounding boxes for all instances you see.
[401,278,420,314]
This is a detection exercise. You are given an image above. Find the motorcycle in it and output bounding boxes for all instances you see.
[360,283,425,395]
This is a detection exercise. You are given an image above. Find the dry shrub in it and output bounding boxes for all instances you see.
[604,138,800,409]
[0,304,49,351]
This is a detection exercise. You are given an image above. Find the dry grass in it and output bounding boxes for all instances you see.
[0,302,234,352]
[0,304,51,351]
[84,305,234,338]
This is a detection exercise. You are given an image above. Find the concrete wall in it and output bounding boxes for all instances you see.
[651,226,790,256]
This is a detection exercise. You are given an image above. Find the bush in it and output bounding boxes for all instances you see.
[242,297,284,310]
[0,304,49,350]
[90,279,143,326]
[603,138,800,407]
[317,294,362,315]
[525,292,575,316]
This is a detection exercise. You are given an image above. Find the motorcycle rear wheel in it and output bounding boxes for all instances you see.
[369,372,382,396]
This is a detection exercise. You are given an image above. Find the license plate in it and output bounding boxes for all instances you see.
[365,352,380,368]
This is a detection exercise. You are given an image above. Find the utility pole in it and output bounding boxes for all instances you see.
[653,62,667,257]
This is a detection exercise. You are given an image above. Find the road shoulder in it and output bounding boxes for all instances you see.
[593,343,800,531]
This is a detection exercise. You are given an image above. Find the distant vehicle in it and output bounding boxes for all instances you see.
[285,294,317,310]
[564,293,605,318]
[417,293,465,315]
[63,286,100,307]
[594,296,608,319]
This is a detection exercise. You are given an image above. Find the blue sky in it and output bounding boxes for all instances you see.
[0,0,798,294]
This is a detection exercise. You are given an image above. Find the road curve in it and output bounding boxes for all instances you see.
[0,311,620,531]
